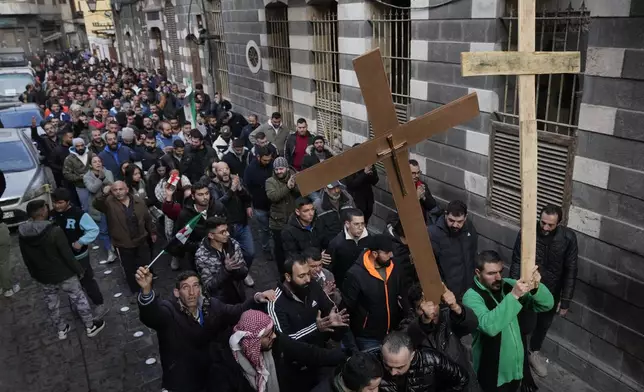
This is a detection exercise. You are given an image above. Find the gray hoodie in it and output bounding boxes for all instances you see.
[18,220,83,284]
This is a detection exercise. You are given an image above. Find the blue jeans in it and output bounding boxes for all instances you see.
[355,337,382,351]
[231,223,255,268]
[76,187,90,213]
[253,209,271,253]
[98,214,111,252]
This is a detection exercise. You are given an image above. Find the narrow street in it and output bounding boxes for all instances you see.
[0,230,596,392]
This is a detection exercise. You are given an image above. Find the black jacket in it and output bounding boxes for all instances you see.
[268,281,336,346]
[302,144,334,170]
[239,123,260,149]
[138,292,256,392]
[428,215,478,300]
[208,180,252,225]
[386,223,417,286]
[18,220,84,285]
[30,126,59,168]
[342,251,410,341]
[51,143,71,178]
[170,198,227,257]
[140,146,164,173]
[281,213,322,259]
[406,307,481,392]
[284,131,314,167]
[186,145,218,183]
[314,189,356,249]
[222,111,249,138]
[343,166,379,219]
[222,149,250,178]
[243,159,272,211]
[510,224,578,308]
[371,346,468,392]
[327,229,372,287]
[161,152,191,175]
[210,331,347,392]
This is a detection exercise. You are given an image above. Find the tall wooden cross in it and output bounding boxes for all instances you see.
[295,49,480,303]
[461,0,580,280]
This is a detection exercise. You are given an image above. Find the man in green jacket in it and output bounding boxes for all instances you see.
[265,157,300,273]
[463,250,554,392]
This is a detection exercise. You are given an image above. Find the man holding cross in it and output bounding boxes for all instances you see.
[463,251,554,392]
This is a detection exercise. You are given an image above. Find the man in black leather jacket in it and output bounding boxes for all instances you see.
[370,330,468,392]
[509,203,578,378]
[405,283,481,392]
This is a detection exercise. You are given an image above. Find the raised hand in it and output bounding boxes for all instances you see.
[511,280,531,300]
[323,280,336,296]
[135,266,153,294]
[441,286,462,315]
[530,265,542,290]
[321,250,332,265]
[254,289,277,303]
[419,300,438,324]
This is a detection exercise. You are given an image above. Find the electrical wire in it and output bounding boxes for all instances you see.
[371,0,462,10]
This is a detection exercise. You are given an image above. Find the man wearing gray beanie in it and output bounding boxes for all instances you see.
[265,156,300,272]
[63,137,95,212]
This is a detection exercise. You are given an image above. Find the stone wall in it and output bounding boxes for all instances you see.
[545,2,644,390]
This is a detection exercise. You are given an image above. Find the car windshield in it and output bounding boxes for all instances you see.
[0,140,35,172]
[0,73,34,97]
[0,109,43,128]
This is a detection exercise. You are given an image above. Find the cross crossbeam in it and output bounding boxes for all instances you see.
[295,48,480,303]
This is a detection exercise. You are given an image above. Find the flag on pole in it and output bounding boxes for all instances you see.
[166,212,204,252]
[183,78,198,129]
[149,213,204,267]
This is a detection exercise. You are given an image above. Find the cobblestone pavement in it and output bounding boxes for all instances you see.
[0,227,596,392]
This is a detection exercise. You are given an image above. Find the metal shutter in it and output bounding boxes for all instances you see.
[489,121,575,223]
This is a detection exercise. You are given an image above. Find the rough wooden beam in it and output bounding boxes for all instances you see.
[461,51,581,76]
[294,93,479,195]
[518,0,538,282]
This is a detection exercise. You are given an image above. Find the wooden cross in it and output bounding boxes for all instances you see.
[295,48,480,303]
[461,0,580,280]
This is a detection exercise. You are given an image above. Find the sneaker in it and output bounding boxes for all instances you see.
[94,304,109,319]
[58,324,71,340]
[3,284,19,297]
[170,257,180,271]
[107,249,117,263]
[529,351,548,377]
[86,320,106,337]
[243,275,255,287]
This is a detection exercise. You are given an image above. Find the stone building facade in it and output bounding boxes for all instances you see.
[0,0,80,53]
[114,1,644,390]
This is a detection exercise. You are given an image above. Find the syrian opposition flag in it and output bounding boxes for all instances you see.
[149,213,204,267]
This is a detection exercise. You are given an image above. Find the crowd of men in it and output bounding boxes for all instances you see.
[2,51,580,392]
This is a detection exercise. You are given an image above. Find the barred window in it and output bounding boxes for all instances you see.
[488,2,590,223]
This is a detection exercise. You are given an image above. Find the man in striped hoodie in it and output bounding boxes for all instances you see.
[267,256,349,348]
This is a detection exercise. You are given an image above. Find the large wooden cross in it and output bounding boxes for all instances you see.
[295,49,480,303]
[461,0,580,280]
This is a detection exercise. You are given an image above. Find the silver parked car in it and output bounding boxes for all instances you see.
[0,127,53,227]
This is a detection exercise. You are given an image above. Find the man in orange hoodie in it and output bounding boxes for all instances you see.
[341,234,411,351]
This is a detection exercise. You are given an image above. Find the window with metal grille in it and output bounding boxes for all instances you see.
[312,4,342,153]
[150,27,167,76]
[164,0,183,83]
[266,5,294,131]
[370,2,410,169]
[209,0,230,99]
[488,1,590,223]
